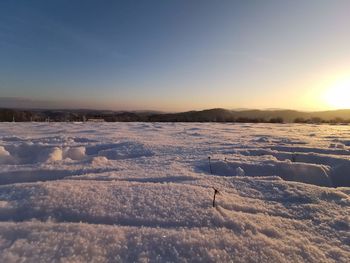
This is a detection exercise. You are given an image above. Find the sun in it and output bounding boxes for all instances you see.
[322,78,350,109]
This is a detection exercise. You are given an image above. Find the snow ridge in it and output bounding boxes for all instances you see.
[0,122,349,262]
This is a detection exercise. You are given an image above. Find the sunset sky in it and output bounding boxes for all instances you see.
[1,0,350,111]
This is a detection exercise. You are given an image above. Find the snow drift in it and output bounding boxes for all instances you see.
[0,122,349,262]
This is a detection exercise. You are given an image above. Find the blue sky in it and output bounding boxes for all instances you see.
[1,0,350,111]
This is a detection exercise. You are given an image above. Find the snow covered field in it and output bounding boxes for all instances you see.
[0,122,349,262]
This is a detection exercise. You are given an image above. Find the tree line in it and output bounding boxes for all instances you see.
[1,108,349,124]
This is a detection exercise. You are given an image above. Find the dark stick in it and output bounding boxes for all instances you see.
[212,187,219,207]
[208,156,213,174]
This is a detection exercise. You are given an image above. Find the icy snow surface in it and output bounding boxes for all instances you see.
[0,122,349,262]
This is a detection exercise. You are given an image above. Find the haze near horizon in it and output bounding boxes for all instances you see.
[1,0,350,111]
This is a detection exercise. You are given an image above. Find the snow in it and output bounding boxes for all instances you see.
[64,147,86,160]
[197,159,332,187]
[0,146,12,164]
[236,167,245,176]
[0,122,349,262]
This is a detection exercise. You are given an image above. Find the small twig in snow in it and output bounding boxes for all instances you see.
[212,187,220,207]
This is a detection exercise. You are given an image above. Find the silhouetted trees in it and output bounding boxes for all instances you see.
[269,117,284,123]
[0,108,349,123]
[294,117,350,124]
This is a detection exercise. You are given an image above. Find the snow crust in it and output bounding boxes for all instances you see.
[0,122,349,262]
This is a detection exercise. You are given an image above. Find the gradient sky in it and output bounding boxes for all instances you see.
[1,0,350,111]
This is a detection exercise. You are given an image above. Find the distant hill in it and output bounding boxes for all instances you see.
[1,107,350,123]
[148,108,350,123]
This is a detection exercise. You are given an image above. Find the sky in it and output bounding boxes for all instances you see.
[0,0,350,112]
